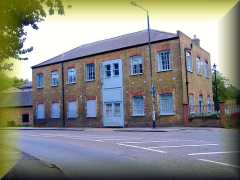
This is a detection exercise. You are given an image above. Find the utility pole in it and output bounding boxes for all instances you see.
[130,1,156,128]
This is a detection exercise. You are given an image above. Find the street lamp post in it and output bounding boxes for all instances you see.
[130,1,156,128]
[213,63,219,111]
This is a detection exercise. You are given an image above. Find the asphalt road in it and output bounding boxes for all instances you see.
[3,128,240,179]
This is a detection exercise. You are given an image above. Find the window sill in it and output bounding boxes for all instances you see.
[130,73,143,76]
[132,114,145,117]
[86,116,97,119]
[157,69,173,73]
[187,70,193,73]
[67,82,76,85]
[36,87,44,89]
[50,118,60,120]
[159,113,175,116]
[67,117,78,120]
[51,85,58,87]
[85,79,95,82]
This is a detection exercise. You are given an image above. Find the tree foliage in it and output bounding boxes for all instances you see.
[0,0,65,70]
[212,71,240,103]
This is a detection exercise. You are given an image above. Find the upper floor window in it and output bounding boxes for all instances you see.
[160,93,174,115]
[113,63,119,76]
[67,101,78,118]
[51,71,59,86]
[196,57,201,75]
[36,73,44,88]
[157,51,171,72]
[67,68,76,84]
[132,96,144,116]
[36,104,45,119]
[186,51,193,72]
[51,102,60,118]
[104,64,111,78]
[85,64,95,81]
[130,56,143,75]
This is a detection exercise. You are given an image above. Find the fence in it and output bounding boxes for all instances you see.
[224,103,240,128]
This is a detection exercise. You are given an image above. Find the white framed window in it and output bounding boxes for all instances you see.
[186,51,192,72]
[85,64,95,81]
[113,63,119,76]
[36,104,45,119]
[132,96,144,116]
[86,100,96,117]
[104,64,111,78]
[67,101,77,118]
[198,95,203,112]
[67,68,76,84]
[130,56,143,75]
[36,73,44,88]
[196,57,201,74]
[204,61,209,78]
[51,103,60,118]
[189,95,194,113]
[114,102,121,116]
[105,103,112,117]
[157,51,171,72]
[207,96,212,112]
[160,94,174,115]
[51,71,59,86]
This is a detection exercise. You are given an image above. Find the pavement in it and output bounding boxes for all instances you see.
[1,127,240,179]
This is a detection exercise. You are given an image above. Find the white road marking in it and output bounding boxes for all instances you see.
[117,143,166,153]
[198,158,240,169]
[95,138,142,142]
[188,151,240,156]
[148,144,219,149]
[121,139,207,144]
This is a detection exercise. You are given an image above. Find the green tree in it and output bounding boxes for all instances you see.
[0,0,65,70]
[212,71,240,102]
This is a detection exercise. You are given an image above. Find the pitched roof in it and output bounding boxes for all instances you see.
[0,91,32,108]
[32,29,178,68]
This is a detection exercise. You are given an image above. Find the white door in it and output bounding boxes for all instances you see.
[101,59,124,127]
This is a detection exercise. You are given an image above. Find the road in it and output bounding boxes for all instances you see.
[3,128,240,179]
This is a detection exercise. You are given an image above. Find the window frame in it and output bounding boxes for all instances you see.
[86,99,97,118]
[157,51,172,72]
[36,104,45,119]
[67,68,76,84]
[51,71,59,87]
[186,51,193,72]
[36,73,44,89]
[51,102,60,119]
[130,56,143,75]
[132,96,145,116]
[85,63,95,81]
[67,101,78,118]
[159,93,174,115]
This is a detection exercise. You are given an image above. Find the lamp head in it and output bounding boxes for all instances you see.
[213,63,216,71]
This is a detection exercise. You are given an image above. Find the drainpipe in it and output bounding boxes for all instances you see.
[184,48,191,104]
[61,62,65,127]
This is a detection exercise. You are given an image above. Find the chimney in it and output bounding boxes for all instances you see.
[192,35,200,46]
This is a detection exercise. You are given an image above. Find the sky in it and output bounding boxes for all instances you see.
[12,0,238,84]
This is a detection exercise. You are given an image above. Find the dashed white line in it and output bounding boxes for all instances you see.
[148,144,219,149]
[188,151,240,156]
[120,140,206,144]
[117,143,166,153]
[198,158,240,169]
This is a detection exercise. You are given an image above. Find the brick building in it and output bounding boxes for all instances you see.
[32,29,213,127]
[0,82,33,127]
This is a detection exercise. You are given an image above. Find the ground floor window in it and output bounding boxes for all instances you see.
[36,104,45,119]
[22,114,29,123]
[160,93,174,115]
[86,100,96,117]
[67,101,78,118]
[132,96,144,116]
[51,103,60,118]
[189,95,194,113]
